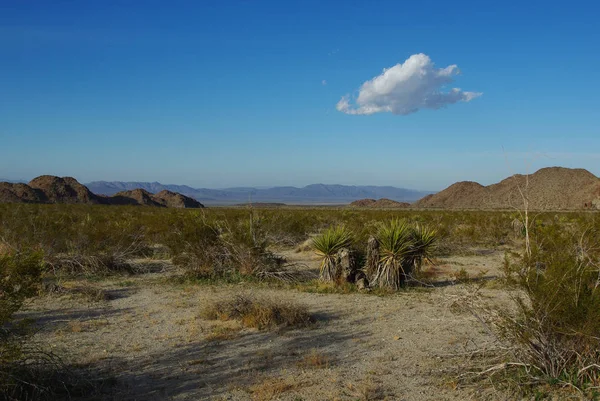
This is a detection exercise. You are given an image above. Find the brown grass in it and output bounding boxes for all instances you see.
[248,376,302,401]
[298,349,330,369]
[200,294,315,330]
[204,324,242,341]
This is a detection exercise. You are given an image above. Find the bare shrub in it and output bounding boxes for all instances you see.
[201,294,315,330]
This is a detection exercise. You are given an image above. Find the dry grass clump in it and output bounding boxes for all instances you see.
[298,348,330,369]
[248,376,300,401]
[70,285,112,302]
[204,325,242,341]
[46,253,134,276]
[200,294,315,330]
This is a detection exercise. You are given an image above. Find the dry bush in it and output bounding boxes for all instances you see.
[201,294,315,330]
[46,253,135,276]
[0,345,106,401]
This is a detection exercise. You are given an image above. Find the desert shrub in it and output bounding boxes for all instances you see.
[168,211,304,282]
[1,251,111,400]
[0,252,43,329]
[311,226,353,282]
[166,212,225,278]
[0,251,43,398]
[201,294,315,330]
[495,224,600,393]
[0,205,151,277]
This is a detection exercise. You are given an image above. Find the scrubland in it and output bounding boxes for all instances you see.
[1,204,599,400]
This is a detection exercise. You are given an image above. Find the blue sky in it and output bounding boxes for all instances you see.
[1,0,599,190]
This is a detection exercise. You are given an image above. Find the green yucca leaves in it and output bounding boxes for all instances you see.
[312,226,353,282]
[373,219,437,289]
[311,226,353,257]
[377,219,414,263]
[409,224,437,264]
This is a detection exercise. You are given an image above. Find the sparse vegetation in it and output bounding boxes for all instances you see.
[2,202,600,399]
[200,294,315,330]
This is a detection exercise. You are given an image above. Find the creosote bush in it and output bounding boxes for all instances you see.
[0,251,43,328]
[493,223,600,394]
[201,294,315,330]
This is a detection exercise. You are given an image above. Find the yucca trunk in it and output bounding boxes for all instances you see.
[320,255,339,282]
[366,236,379,279]
[312,226,353,284]
[372,259,405,290]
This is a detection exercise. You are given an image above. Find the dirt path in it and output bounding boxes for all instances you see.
[20,252,512,400]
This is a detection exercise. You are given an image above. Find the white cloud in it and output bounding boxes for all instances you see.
[336,53,481,116]
[322,79,327,86]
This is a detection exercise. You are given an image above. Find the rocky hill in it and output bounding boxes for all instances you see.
[28,175,102,204]
[0,176,204,208]
[414,167,600,210]
[153,190,204,208]
[350,198,411,208]
[0,182,47,203]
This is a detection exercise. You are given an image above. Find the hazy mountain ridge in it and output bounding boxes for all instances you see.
[86,181,432,204]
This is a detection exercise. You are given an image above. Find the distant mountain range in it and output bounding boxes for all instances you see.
[4,167,600,209]
[85,181,432,205]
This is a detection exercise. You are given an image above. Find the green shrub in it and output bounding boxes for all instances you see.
[499,224,600,392]
[0,251,43,328]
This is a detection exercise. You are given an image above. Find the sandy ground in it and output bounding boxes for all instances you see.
[19,248,514,401]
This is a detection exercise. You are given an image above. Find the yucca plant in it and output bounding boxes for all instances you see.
[311,226,353,282]
[372,220,437,289]
[406,224,437,278]
[372,219,414,289]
